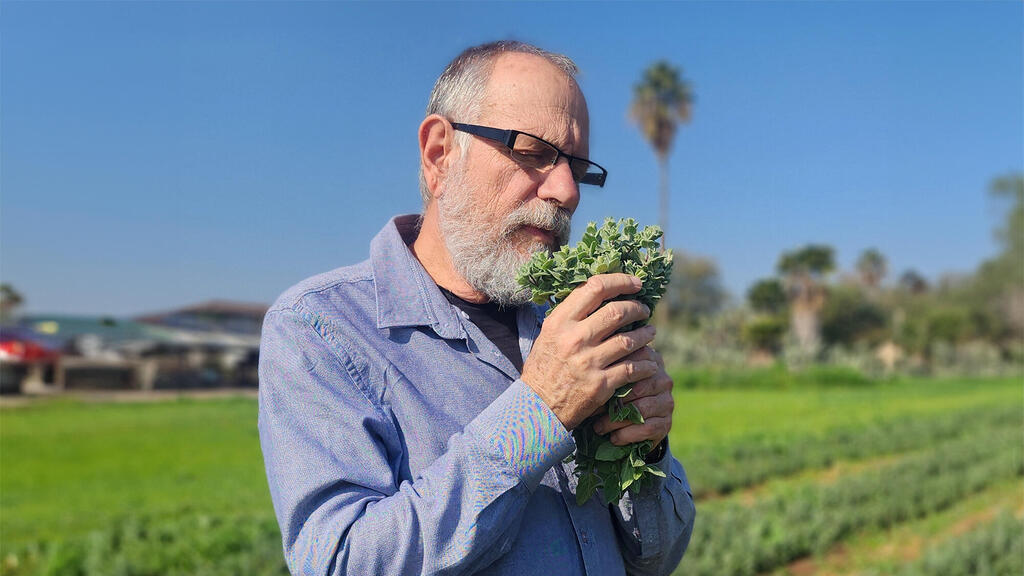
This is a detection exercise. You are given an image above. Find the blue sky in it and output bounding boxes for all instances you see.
[2,1,1021,316]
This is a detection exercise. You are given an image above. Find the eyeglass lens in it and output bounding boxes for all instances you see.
[510,133,599,184]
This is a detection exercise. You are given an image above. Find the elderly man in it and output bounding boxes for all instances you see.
[258,41,695,576]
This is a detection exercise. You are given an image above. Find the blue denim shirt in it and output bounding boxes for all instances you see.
[258,215,695,576]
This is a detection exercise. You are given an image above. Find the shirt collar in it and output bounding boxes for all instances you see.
[370,214,465,339]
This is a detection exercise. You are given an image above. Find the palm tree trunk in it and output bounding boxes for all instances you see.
[659,153,669,252]
[655,153,670,329]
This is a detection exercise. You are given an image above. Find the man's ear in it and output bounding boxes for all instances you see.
[419,114,457,199]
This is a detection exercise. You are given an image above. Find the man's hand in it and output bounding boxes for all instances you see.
[521,274,660,432]
[590,346,673,448]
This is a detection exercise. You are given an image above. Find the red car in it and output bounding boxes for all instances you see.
[0,326,61,394]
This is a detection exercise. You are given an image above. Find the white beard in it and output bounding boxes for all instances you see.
[437,163,571,307]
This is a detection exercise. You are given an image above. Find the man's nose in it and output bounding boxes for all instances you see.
[537,158,580,211]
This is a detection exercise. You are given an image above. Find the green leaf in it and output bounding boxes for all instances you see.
[623,404,645,425]
[595,441,630,461]
[613,385,633,399]
[644,465,667,478]
[620,463,637,491]
[576,473,600,506]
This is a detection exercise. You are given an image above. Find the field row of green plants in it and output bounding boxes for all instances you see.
[674,425,1023,576]
[2,512,286,576]
[682,401,1021,498]
[896,512,1023,576]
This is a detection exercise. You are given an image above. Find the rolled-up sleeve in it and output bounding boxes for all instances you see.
[258,307,576,576]
[609,443,696,576]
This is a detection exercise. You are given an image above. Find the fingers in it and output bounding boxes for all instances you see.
[585,300,651,343]
[602,357,659,394]
[604,416,672,446]
[593,325,656,368]
[556,274,642,321]
[620,355,672,402]
[593,387,671,432]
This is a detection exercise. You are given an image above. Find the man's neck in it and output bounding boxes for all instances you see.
[411,206,490,304]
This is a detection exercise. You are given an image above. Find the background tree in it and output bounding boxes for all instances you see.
[777,244,835,352]
[743,278,789,355]
[630,60,693,252]
[971,173,1024,347]
[0,284,24,323]
[898,269,929,294]
[820,285,889,348]
[747,278,788,315]
[665,252,727,327]
[856,248,887,290]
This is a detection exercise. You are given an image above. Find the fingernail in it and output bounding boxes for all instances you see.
[631,276,642,289]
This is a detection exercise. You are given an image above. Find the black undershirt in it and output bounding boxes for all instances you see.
[439,287,523,373]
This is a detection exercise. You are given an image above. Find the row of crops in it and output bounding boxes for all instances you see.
[3,399,1021,576]
[678,425,1023,575]
[898,512,1023,576]
[3,513,287,576]
[682,403,1022,498]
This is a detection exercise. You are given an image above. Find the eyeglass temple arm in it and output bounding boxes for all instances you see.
[450,123,516,148]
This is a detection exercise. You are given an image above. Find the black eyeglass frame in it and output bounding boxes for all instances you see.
[451,122,607,187]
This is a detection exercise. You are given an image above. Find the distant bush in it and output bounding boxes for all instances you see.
[670,364,874,390]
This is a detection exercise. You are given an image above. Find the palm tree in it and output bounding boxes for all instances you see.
[856,248,887,290]
[630,61,693,252]
[777,245,835,352]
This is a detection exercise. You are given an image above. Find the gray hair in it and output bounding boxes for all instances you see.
[418,41,580,208]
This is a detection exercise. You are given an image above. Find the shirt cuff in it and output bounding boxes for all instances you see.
[465,378,576,490]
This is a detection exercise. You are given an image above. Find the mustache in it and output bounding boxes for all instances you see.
[502,201,572,246]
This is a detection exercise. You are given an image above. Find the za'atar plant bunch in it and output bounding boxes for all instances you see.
[516,217,673,505]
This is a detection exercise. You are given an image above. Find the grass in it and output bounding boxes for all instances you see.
[0,396,271,550]
[667,375,1021,451]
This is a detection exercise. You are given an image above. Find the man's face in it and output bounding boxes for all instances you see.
[437,53,590,306]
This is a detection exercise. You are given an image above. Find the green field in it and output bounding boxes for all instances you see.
[1,377,1021,575]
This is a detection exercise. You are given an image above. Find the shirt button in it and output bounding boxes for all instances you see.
[580,531,589,545]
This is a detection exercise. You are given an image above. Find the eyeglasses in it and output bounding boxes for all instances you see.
[451,122,607,187]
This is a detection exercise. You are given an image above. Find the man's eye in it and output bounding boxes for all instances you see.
[512,150,551,166]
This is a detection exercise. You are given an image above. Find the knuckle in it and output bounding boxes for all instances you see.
[643,360,657,377]
[586,276,607,295]
[608,304,626,325]
[618,334,636,353]
[623,361,636,380]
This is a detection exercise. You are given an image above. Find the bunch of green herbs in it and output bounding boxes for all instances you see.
[516,217,673,505]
